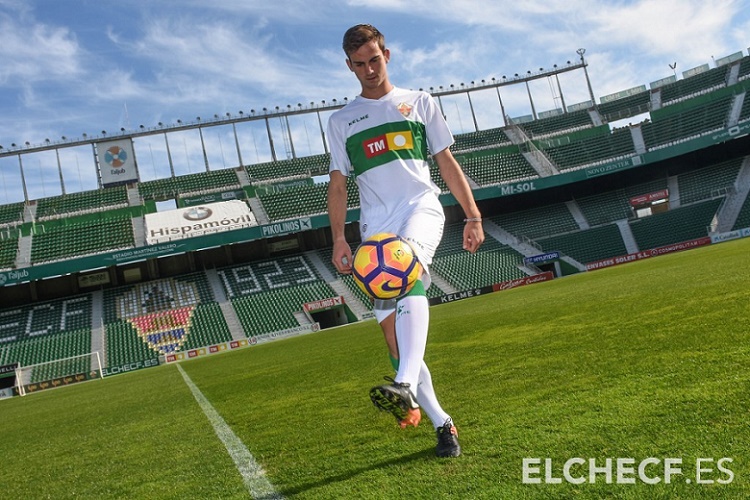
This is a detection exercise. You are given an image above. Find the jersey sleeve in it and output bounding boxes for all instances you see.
[421,92,454,156]
[327,112,351,177]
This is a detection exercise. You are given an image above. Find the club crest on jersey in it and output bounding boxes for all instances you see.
[362,130,414,159]
[397,102,413,117]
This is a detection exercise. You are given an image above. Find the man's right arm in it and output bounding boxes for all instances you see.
[327,170,353,274]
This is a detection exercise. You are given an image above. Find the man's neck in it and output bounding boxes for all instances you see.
[361,82,394,100]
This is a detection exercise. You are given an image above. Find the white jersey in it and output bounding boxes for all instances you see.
[328,87,453,237]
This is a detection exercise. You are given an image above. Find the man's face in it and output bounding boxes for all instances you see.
[346,40,390,98]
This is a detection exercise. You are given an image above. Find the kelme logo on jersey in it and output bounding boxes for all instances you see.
[362,130,414,159]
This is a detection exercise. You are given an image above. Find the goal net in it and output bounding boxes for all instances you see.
[15,351,103,396]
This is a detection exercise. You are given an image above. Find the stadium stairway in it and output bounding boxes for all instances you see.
[482,218,586,272]
[713,156,750,232]
[728,91,746,127]
[667,175,681,209]
[305,250,372,320]
[204,268,246,341]
[503,123,560,177]
[483,218,588,273]
[588,108,604,127]
[565,200,590,230]
[235,166,252,187]
[650,88,663,111]
[427,273,457,295]
[247,197,270,225]
[615,219,639,254]
[131,217,146,247]
[90,290,106,370]
[630,126,647,155]
[126,184,140,206]
[728,62,741,86]
[23,203,37,223]
[15,234,31,268]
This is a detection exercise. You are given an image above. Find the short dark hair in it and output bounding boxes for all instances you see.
[342,24,385,58]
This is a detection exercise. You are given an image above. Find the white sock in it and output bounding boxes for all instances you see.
[416,361,451,429]
[394,294,429,391]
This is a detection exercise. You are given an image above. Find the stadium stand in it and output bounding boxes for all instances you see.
[641,94,733,150]
[4,50,750,385]
[537,224,627,264]
[458,147,538,185]
[431,247,526,289]
[30,216,135,263]
[575,178,670,226]
[138,168,240,200]
[731,194,750,230]
[0,202,25,226]
[431,222,526,289]
[0,233,18,269]
[677,158,743,204]
[0,294,93,377]
[739,56,750,80]
[518,109,593,138]
[246,153,330,181]
[35,186,129,220]
[231,281,334,336]
[0,328,91,380]
[102,273,230,364]
[597,90,651,122]
[217,255,337,335]
[489,203,580,239]
[258,178,359,221]
[629,198,724,249]
[738,91,750,123]
[540,126,636,171]
[659,65,729,104]
[453,127,511,151]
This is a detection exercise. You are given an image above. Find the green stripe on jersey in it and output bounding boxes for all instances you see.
[346,121,428,176]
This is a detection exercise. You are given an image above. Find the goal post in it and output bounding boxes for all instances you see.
[15,351,103,397]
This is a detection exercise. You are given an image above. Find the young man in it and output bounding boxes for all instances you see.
[326,24,484,458]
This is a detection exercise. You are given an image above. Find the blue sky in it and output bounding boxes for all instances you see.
[0,0,748,203]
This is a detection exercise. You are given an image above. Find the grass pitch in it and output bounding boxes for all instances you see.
[1,238,748,499]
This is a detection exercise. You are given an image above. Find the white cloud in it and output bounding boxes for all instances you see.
[585,0,738,63]
[0,13,82,85]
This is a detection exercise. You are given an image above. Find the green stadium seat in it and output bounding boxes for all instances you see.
[30,216,135,264]
[35,186,129,220]
[660,66,729,104]
[678,158,742,204]
[490,203,579,239]
[0,202,25,226]
[629,199,723,249]
[537,224,627,264]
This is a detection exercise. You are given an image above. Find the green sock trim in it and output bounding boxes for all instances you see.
[404,278,426,298]
[389,354,400,371]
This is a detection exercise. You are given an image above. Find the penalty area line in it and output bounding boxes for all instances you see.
[177,363,284,499]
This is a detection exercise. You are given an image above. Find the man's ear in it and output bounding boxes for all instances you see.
[384,48,390,63]
[346,58,353,72]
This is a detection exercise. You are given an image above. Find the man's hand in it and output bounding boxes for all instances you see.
[332,238,353,274]
[463,220,484,254]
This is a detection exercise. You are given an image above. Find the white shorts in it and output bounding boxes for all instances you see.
[360,202,445,291]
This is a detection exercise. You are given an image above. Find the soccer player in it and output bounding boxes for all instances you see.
[326,24,484,458]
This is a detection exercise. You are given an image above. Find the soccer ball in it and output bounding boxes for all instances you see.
[352,233,422,300]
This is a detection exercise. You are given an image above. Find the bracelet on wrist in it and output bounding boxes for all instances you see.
[463,217,482,223]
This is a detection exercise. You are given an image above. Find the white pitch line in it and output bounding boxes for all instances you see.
[177,363,284,500]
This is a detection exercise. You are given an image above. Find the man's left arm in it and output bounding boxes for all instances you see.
[434,148,485,253]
